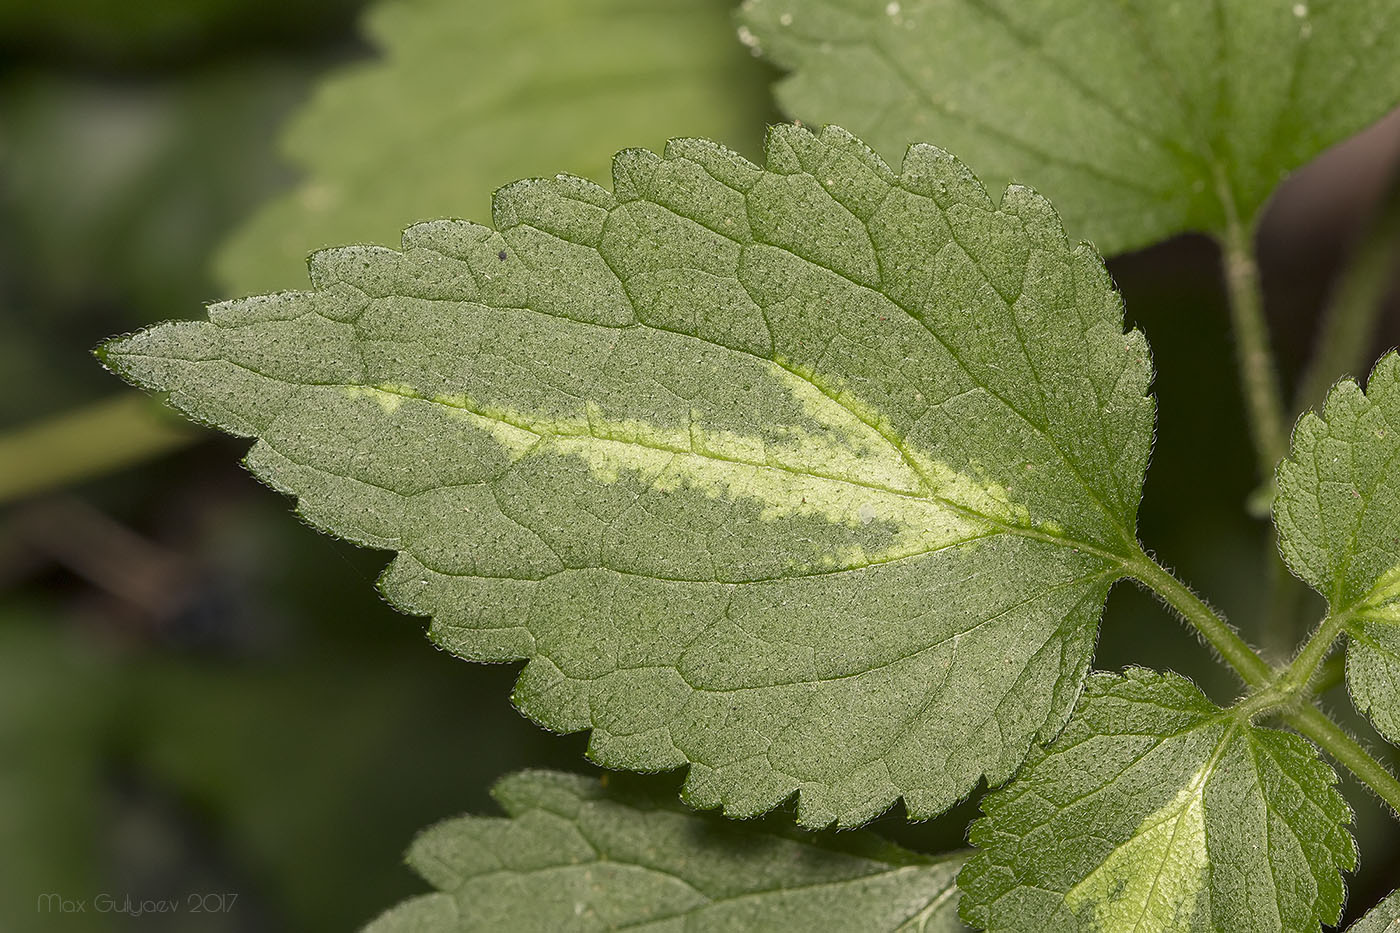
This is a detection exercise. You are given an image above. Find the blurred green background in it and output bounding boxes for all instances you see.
[1,0,1397,929]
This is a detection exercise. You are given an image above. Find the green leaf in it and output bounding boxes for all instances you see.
[960,668,1356,933]
[738,0,1400,255]
[1276,352,1400,744]
[216,0,774,295]
[1349,889,1400,932]
[101,124,1154,828]
[366,770,968,933]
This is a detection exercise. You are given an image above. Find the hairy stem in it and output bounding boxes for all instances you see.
[1129,553,1273,688]
[1133,555,1400,815]
[1295,162,1400,412]
[1285,705,1400,816]
[1218,206,1289,495]
[1277,610,1352,699]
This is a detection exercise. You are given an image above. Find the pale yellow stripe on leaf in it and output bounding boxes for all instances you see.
[1361,565,1400,624]
[1065,758,1215,932]
[548,434,986,562]
[346,378,1020,565]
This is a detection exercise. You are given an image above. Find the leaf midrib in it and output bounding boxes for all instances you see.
[122,340,1139,576]
[1329,399,1400,609]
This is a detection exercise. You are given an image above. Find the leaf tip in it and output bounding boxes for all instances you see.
[92,330,147,383]
[91,338,116,368]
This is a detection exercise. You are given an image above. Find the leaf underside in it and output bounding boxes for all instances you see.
[366,770,967,933]
[102,124,1153,828]
[960,669,1356,933]
[218,0,773,295]
[739,0,1400,255]
[1275,352,1400,745]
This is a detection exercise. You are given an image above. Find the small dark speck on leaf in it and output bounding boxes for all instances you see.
[498,251,508,261]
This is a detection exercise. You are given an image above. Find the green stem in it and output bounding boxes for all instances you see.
[1129,553,1273,689]
[1285,704,1400,816]
[0,394,196,504]
[1133,554,1400,815]
[1276,610,1351,699]
[1218,203,1289,496]
[1295,162,1400,412]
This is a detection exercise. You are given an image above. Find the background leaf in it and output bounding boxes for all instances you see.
[960,668,1356,933]
[738,0,1400,254]
[366,770,967,933]
[216,0,776,296]
[0,64,310,330]
[102,124,1153,828]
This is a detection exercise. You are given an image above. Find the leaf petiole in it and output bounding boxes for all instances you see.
[1273,609,1354,702]
[1308,652,1347,696]
[1286,705,1400,817]
[1134,553,1400,818]
[1128,551,1273,689]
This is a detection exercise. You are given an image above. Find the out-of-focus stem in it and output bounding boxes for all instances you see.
[0,393,196,504]
[1296,162,1400,412]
